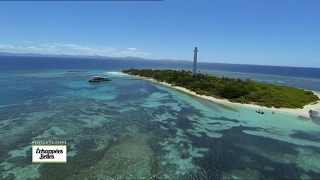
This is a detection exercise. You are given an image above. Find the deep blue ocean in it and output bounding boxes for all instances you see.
[1,55,320,179]
[2,56,320,79]
[2,56,320,92]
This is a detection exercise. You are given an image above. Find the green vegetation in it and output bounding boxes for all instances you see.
[122,69,320,109]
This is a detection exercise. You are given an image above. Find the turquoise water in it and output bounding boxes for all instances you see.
[1,70,320,179]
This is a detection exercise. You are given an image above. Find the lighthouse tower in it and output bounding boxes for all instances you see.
[193,47,198,75]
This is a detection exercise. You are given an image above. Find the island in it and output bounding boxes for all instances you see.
[121,69,320,109]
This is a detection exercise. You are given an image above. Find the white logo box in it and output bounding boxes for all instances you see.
[32,145,67,163]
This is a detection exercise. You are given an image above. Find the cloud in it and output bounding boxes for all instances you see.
[0,43,152,58]
[41,44,56,48]
[136,51,152,56]
[54,43,116,55]
[0,45,14,49]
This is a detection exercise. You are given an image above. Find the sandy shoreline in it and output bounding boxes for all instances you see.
[114,72,320,117]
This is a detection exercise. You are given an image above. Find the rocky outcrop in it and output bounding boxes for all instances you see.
[308,110,320,125]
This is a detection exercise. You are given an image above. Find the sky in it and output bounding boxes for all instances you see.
[0,0,319,67]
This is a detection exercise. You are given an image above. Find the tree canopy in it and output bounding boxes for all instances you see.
[122,69,320,109]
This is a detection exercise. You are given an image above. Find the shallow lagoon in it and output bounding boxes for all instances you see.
[1,70,320,179]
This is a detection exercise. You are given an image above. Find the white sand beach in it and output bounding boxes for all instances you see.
[118,72,320,117]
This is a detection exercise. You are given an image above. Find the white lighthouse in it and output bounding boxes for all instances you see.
[193,47,198,75]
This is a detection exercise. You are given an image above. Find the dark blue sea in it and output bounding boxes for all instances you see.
[1,56,320,179]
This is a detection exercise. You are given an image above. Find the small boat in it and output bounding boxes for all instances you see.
[256,110,265,114]
[89,76,111,83]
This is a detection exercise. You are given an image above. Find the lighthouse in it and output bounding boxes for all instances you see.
[193,47,198,75]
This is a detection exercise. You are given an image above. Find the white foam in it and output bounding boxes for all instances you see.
[106,71,128,75]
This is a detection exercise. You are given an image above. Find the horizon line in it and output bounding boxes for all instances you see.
[0,51,319,69]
